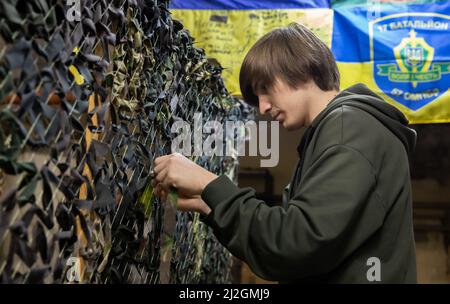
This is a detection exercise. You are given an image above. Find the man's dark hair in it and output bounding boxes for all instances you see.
[239,22,340,106]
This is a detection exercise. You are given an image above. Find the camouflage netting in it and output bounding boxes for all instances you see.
[0,0,253,283]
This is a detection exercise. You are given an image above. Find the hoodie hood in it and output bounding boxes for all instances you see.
[311,83,417,155]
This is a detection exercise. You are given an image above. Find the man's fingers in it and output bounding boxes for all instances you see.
[153,162,166,177]
[154,154,171,167]
[154,167,170,188]
[152,155,172,186]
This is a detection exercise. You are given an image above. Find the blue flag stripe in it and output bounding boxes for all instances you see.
[169,0,330,10]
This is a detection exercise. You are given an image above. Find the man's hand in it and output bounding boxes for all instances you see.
[151,153,217,214]
[177,194,211,215]
[153,186,211,215]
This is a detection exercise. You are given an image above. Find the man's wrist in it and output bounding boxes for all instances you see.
[200,171,218,194]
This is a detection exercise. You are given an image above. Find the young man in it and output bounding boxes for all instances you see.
[152,23,417,283]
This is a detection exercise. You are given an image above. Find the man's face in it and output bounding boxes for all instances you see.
[257,79,314,130]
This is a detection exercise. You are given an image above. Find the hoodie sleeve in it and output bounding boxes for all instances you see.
[200,144,386,281]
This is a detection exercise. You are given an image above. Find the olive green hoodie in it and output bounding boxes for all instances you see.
[200,83,417,283]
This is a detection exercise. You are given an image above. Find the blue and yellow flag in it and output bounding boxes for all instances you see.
[170,0,333,95]
[333,1,450,123]
[171,0,450,123]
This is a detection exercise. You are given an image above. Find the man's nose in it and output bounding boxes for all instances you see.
[259,98,271,115]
